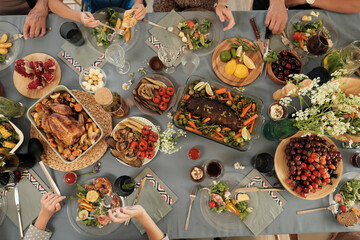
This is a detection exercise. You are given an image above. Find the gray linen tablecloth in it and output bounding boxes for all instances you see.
[0,10,359,240]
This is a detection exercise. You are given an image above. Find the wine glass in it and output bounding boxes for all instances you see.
[105,44,130,74]
[340,40,360,75]
[158,45,178,74]
[306,31,330,56]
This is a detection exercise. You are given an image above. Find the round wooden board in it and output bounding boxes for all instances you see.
[274,131,343,200]
[212,37,262,86]
[13,53,61,99]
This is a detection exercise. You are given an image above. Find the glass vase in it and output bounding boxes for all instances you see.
[262,119,298,141]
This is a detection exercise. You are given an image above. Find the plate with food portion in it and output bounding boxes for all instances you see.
[27,85,103,163]
[329,172,360,229]
[200,172,257,232]
[285,10,338,57]
[67,177,124,236]
[85,7,139,53]
[275,131,342,200]
[0,21,24,72]
[106,117,160,168]
[13,53,61,99]
[133,74,175,115]
[173,76,264,152]
[177,11,224,57]
[212,37,262,86]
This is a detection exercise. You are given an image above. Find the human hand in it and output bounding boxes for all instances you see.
[132,3,146,20]
[108,205,145,223]
[80,12,100,28]
[215,5,235,31]
[39,193,66,219]
[23,4,48,40]
[285,0,306,8]
[265,0,288,35]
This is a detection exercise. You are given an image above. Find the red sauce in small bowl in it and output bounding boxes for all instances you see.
[188,147,201,160]
[64,172,77,185]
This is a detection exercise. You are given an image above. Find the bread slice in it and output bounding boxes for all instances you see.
[336,211,359,227]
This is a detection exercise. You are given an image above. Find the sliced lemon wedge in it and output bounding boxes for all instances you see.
[241,127,251,141]
[243,55,256,69]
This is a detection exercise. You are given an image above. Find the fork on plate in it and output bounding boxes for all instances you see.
[185,185,198,231]
[297,204,338,215]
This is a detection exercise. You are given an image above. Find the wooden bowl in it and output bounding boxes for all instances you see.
[267,51,302,85]
[274,131,343,200]
[212,37,262,86]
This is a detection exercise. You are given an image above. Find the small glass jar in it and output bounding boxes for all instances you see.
[268,102,288,121]
[94,88,129,118]
[63,172,77,185]
[188,147,201,160]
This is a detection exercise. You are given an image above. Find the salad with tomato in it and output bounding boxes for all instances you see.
[177,18,214,50]
[291,20,332,53]
[208,181,252,220]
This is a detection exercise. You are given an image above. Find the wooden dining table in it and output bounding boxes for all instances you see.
[0,9,360,240]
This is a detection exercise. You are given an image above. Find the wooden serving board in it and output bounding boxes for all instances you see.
[13,53,61,99]
[274,131,343,200]
[212,37,262,86]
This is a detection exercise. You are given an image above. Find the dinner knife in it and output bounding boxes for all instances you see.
[250,18,265,55]
[281,31,295,51]
[264,26,272,58]
[234,187,285,193]
[124,177,147,226]
[14,185,24,238]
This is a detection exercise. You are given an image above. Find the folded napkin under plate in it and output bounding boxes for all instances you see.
[58,27,106,74]
[126,167,178,234]
[239,169,287,235]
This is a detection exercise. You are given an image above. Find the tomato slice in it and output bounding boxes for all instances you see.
[139,140,148,151]
[162,95,170,103]
[186,20,196,29]
[149,132,159,142]
[148,141,156,150]
[166,87,175,96]
[158,88,167,96]
[146,150,155,159]
[159,101,168,111]
[152,96,160,104]
[130,141,139,150]
[137,151,146,160]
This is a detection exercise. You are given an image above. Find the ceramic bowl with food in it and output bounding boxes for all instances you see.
[79,66,107,93]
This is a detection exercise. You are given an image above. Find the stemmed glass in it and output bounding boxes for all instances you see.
[105,44,130,74]
[158,45,178,74]
[340,40,360,75]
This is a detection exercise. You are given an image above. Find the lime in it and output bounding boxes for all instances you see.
[234,64,249,79]
[225,59,237,76]
[220,50,231,62]
[236,46,243,58]
[231,48,237,59]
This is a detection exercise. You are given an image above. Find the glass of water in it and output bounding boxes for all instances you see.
[105,44,130,74]
[340,40,360,75]
[181,51,200,74]
[158,45,177,74]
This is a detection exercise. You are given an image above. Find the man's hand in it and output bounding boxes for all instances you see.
[215,5,235,31]
[265,0,288,35]
[79,12,100,28]
[285,0,306,8]
[23,3,49,40]
[132,3,146,20]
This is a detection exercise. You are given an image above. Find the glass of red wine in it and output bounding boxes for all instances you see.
[203,160,224,179]
[351,153,360,168]
[306,31,329,56]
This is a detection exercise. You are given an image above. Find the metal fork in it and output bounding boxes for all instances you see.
[297,204,338,215]
[185,185,198,231]
[9,27,52,41]
[98,22,124,35]
[142,19,177,34]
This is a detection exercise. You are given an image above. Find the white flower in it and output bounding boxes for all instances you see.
[167,113,172,119]
[168,122,173,128]
[122,83,130,91]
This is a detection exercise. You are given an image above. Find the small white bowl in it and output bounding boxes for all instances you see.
[79,66,107,93]
[0,115,24,153]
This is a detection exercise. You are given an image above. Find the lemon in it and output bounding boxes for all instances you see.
[225,59,237,76]
[86,190,100,202]
[243,55,256,69]
[323,55,329,70]
[241,127,251,140]
[234,64,249,79]
[236,193,250,202]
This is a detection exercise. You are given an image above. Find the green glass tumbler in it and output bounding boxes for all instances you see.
[262,119,298,141]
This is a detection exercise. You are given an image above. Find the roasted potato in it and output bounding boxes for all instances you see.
[0,42,12,48]
[0,48,8,55]
[0,33,8,43]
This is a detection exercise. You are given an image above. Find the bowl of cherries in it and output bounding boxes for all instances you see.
[266,50,302,85]
[275,131,343,200]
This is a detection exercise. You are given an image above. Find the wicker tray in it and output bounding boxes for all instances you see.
[30,90,112,171]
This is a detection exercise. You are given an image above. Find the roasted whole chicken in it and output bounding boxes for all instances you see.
[42,103,85,146]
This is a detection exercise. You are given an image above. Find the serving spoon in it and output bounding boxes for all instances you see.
[297,204,337,214]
